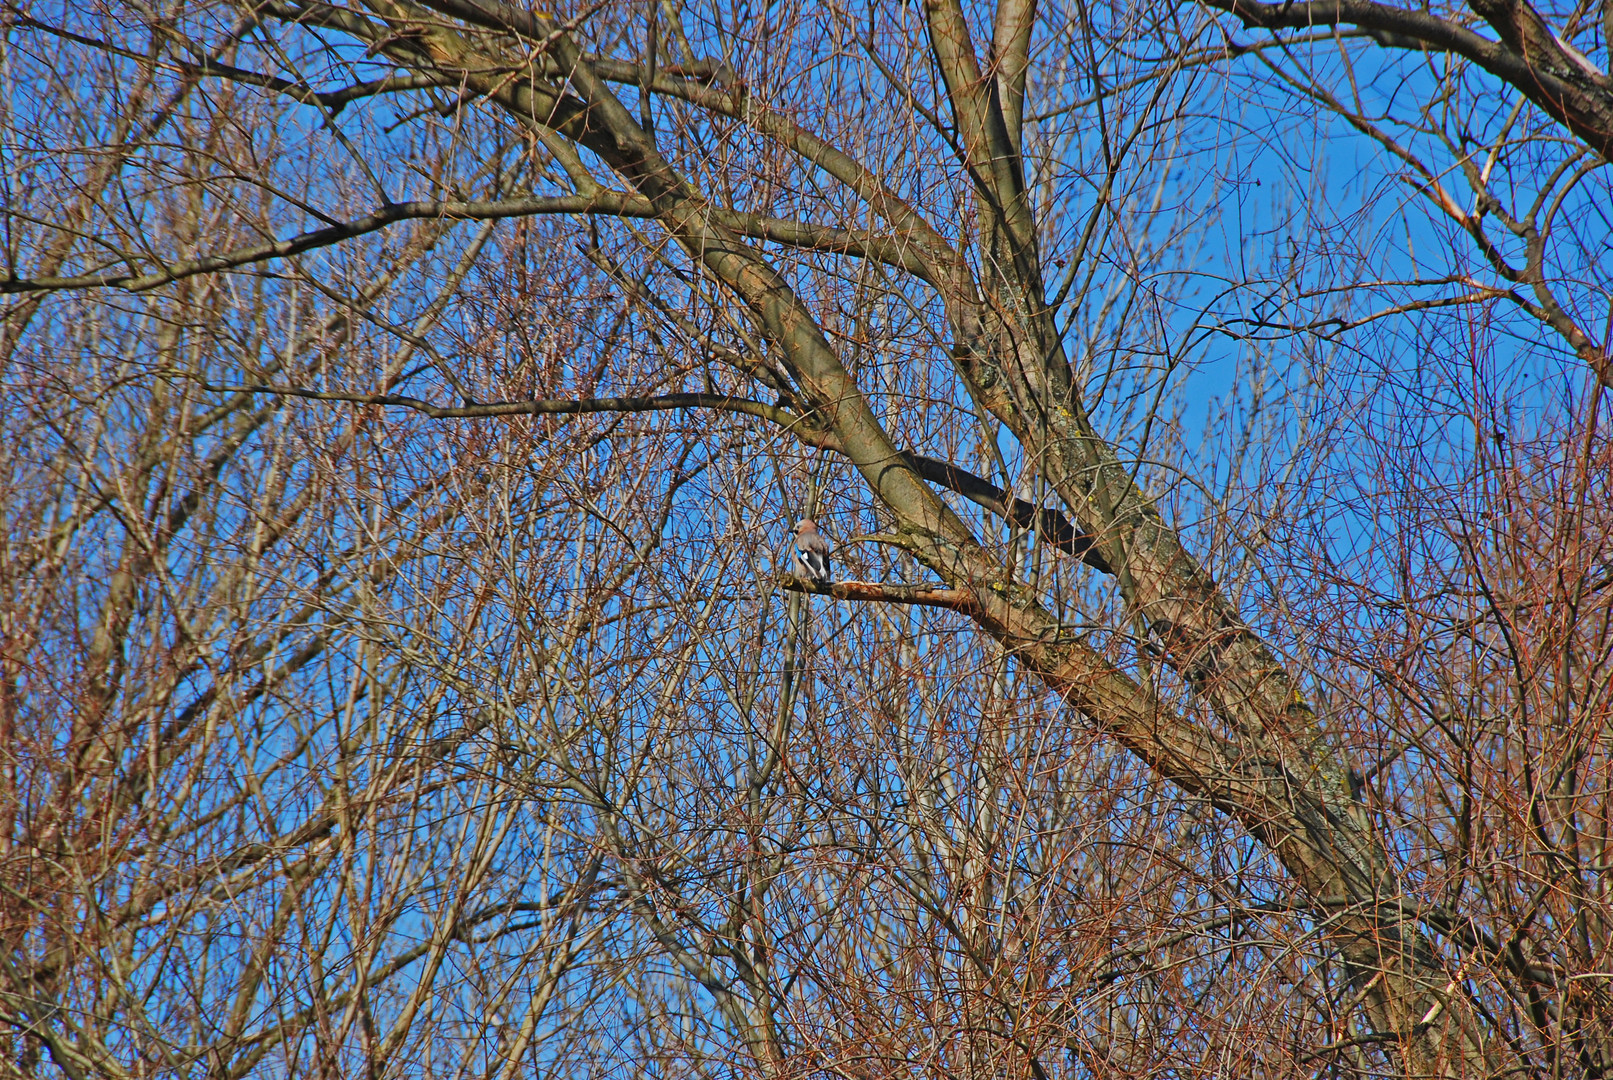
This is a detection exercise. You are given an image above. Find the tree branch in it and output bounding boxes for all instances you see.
[776,575,977,611]
[905,453,1113,573]
[197,382,816,427]
[2,194,927,294]
[213,381,1111,571]
[1205,0,1613,159]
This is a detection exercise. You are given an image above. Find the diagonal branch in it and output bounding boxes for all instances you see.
[1203,0,1613,160]
[904,453,1112,572]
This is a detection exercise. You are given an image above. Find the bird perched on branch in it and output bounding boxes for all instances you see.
[793,519,831,584]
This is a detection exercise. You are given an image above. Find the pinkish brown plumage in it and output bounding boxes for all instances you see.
[792,518,831,584]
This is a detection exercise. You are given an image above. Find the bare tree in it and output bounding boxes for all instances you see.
[1,0,1610,1077]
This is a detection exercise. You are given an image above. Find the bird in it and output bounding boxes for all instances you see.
[792,519,831,585]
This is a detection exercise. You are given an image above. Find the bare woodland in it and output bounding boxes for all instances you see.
[1,0,1611,1075]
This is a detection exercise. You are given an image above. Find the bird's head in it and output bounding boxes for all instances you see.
[793,519,818,535]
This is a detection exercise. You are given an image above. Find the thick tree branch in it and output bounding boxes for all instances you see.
[905,453,1113,572]
[1204,0,1613,160]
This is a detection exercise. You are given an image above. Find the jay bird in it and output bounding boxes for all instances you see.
[792,519,832,584]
